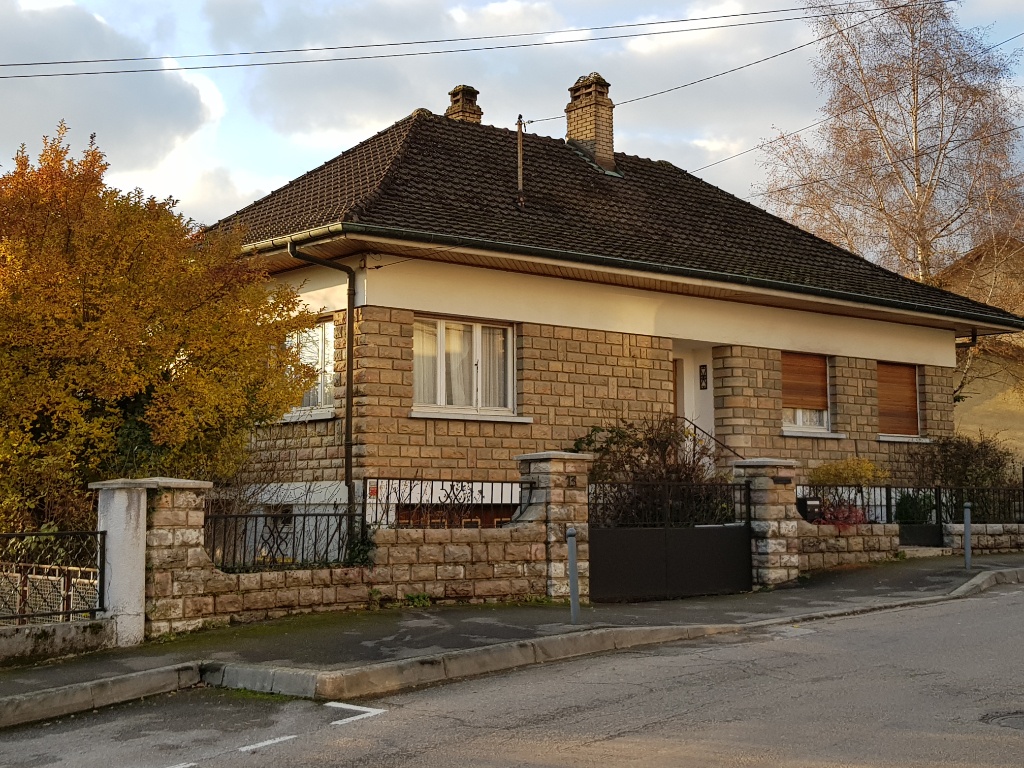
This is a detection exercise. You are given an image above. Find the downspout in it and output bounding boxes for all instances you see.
[286,241,356,508]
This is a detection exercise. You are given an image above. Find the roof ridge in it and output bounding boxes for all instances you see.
[344,109,431,223]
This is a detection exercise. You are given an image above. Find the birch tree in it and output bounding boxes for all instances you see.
[758,0,1023,282]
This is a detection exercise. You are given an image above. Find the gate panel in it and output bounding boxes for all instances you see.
[589,528,666,602]
[665,525,752,597]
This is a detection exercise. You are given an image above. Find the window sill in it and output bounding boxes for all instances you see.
[410,409,533,424]
[878,434,930,443]
[782,428,848,440]
[280,407,336,423]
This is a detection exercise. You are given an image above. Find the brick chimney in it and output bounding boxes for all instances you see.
[445,84,483,124]
[565,72,615,171]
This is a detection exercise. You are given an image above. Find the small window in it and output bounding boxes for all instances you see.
[782,352,830,431]
[877,362,919,436]
[413,317,514,413]
[296,320,335,409]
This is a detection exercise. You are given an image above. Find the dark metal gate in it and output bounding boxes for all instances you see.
[588,481,752,602]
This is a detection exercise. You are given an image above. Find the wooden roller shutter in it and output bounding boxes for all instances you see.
[781,352,828,410]
[877,362,919,435]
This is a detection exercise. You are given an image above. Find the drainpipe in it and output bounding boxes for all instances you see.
[286,241,356,508]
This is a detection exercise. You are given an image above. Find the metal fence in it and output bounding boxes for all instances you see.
[588,482,751,528]
[0,531,104,625]
[797,485,1024,525]
[362,478,534,529]
[204,507,357,572]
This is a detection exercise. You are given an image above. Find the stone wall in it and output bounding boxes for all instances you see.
[798,521,900,571]
[945,524,1024,555]
[139,454,589,638]
[713,346,955,482]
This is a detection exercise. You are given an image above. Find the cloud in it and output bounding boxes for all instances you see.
[0,0,209,172]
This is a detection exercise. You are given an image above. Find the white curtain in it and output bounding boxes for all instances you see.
[480,326,508,408]
[413,320,438,405]
[445,322,474,407]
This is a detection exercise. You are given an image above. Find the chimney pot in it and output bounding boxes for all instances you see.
[446,84,483,124]
[565,72,615,171]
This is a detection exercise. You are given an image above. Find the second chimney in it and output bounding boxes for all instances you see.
[445,84,483,124]
[565,72,615,171]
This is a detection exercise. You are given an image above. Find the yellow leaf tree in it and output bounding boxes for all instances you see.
[0,125,316,530]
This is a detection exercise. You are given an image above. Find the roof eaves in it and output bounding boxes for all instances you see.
[338,222,1024,333]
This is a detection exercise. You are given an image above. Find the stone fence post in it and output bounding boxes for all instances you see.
[515,451,593,599]
[90,477,213,643]
[732,459,801,587]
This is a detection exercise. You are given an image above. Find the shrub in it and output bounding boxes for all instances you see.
[887,432,1021,488]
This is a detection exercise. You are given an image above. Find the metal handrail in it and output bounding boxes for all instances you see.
[676,415,745,462]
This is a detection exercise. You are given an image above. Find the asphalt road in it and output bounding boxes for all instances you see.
[4,587,1024,768]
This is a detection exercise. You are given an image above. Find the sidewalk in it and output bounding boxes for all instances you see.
[3,553,1024,728]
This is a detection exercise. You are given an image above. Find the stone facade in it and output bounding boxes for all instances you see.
[258,307,673,483]
[799,521,900,571]
[713,346,955,481]
[945,524,1024,555]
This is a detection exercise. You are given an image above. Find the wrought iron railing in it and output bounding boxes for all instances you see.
[363,478,534,529]
[0,531,105,625]
[204,509,357,572]
[676,416,746,462]
[796,485,1024,525]
[588,481,751,528]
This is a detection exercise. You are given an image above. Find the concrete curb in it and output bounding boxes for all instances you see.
[4,567,1023,729]
[0,662,200,730]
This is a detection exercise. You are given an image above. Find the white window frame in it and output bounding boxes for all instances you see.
[412,316,517,417]
[283,319,335,421]
[782,406,831,432]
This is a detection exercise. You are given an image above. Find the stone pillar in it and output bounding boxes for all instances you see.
[733,459,802,586]
[515,451,593,599]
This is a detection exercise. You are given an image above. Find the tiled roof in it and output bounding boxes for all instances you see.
[218,109,1024,329]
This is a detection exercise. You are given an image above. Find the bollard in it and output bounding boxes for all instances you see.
[567,526,580,625]
[963,501,972,571]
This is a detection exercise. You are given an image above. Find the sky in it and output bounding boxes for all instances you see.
[2,0,1023,225]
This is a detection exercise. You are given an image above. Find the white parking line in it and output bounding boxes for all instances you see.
[163,764,197,768]
[237,734,298,752]
[324,701,388,726]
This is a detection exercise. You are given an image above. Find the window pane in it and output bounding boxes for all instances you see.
[800,408,827,428]
[480,326,509,408]
[445,323,474,407]
[320,321,334,408]
[413,320,438,405]
[297,322,332,408]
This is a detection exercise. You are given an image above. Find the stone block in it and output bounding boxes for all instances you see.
[274,588,299,607]
[388,545,419,564]
[238,573,262,591]
[147,597,184,621]
[183,596,214,618]
[299,587,322,606]
[397,529,424,544]
[445,580,475,598]
[443,544,472,563]
[364,566,394,584]
[423,529,452,544]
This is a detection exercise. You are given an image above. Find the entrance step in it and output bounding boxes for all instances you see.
[900,546,952,559]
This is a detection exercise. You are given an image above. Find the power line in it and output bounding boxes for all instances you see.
[693,29,1024,173]
[746,123,1024,200]
[0,1,894,69]
[527,0,955,124]
[0,2,951,80]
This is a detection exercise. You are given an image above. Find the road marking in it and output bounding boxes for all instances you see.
[164,764,197,768]
[325,701,388,726]
[238,734,298,752]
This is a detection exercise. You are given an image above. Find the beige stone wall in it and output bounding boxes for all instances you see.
[713,346,955,480]
[798,521,900,572]
[945,523,1024,554]
[346,307,672,480]
[144,488,557,637]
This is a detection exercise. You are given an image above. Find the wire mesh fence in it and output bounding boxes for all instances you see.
[0,531,104,625]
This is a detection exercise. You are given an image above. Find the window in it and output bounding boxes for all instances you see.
[877,362,919,435]
[413,317,514,413]
[296,320,335,409]
[781,352,830,431]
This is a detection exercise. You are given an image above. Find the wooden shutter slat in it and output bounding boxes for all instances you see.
[782,352,828,410]
[877,362,918,435]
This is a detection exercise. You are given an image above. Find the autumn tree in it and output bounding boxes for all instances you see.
[0,125,316,531]
[758,0,1024,282]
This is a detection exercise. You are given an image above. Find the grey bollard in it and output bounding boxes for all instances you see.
[567,526,580,625]
[963,501,972,571]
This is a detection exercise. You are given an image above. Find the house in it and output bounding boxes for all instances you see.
[218,74,1024,499]
[936,236,1024,452]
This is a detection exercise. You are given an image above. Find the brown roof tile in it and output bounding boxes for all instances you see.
[217,110,1024,330]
